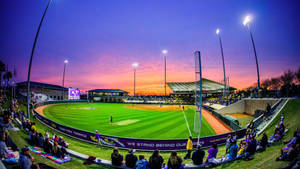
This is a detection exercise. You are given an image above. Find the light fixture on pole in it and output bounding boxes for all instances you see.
[216,28,227,99]
[162,50,168,97]
[62,59,68,100]
[132,63,138,96]
[243,15,261,89]
[27,0,52,119]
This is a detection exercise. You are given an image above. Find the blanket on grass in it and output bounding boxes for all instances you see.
[28,146,71,164]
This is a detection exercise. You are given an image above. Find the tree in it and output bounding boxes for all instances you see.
[261,78,272,89]
[270,77,281,90]
[0,61,5,88]
[3,71,12,87]
[296,67,300,83]
[280,69,295,86]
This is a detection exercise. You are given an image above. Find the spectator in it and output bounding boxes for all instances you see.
[225,140,238,161]
[43,138,52,154]
[192,146,205,165]
[19,147,36,169]
[206,143,218,165]
[95,130,102,148]
[167,151,182,169]
[111,147,123,167]
[225,134,232,154]
[52,141,62,158]
[4,130,18,151]
[136,155,149,169]
[0,134,9,158]
[38,133,44,147]
[257,133,268,152]
[149,149,164,169]
[245,136,257,156]
[125,149,138,168]
[184,136,193,159]
[31,122,37,132]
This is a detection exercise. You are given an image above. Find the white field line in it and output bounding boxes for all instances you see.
[182,110,192,136]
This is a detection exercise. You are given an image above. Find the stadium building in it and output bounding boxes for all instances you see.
[167,78,236,104]
[17,81,68,102]
[87,89,128,102]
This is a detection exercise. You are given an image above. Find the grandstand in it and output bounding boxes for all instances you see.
[17,81,68,102]
[167,78,236,104]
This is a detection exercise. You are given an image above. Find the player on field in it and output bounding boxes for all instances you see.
[110,114,113,124]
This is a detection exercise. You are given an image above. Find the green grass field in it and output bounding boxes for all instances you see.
[42,103,215,139]
[6,99,300,169]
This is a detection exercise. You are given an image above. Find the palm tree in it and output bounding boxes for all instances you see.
[296,67,300,83]
[0,61,5,88]
[3,71,12,88]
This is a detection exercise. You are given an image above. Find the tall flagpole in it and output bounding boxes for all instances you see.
[27,0,52,118]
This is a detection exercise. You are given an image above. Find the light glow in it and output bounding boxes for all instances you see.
[64,59,68,64]
[216,28,220,35]
[132,62,138,68]
[162,50,168,54]
[243,15,252,26]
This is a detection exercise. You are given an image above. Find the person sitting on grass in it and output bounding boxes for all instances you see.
[136,155,149,169]
[111,147,123,167]
[192,145,205,166]
[125,149,138,168]
[149,149,164,169]
[167,151,182,169]
[206,143,219,166]
[257,133,268,152]
[245,136,257,157]
[4,130,18,151]
[222,140,238,162]
[283,131,299,151]
[43,138,52,154]
[52,141,63,158]
[19,146,37,169]
[276,143,300,161]
[37,133,44,148]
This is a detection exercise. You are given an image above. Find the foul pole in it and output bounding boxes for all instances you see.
[194,51,203,146]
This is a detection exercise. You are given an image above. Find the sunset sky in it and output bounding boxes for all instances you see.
[1,0,300,95]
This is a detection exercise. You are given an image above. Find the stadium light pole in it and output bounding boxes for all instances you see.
[243,15,261,89]
[162,50,168,97]
[132,63,138,96]
[27,0,52,119]
[62,59,68,100]
[216,29,227,100]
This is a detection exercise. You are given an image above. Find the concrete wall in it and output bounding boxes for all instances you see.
[244,98,279,115]
[217,98,279,115]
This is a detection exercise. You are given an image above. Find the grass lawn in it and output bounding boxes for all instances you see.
[43,103,215,139]
[6,98,300,169]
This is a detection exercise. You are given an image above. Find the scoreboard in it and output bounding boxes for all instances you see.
[68,88,80,100]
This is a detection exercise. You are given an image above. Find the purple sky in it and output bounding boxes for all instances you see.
[1,0,300,94]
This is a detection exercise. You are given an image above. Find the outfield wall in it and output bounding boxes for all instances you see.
[33,101,246,151]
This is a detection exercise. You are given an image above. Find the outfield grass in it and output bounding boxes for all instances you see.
[43,103,215,139]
